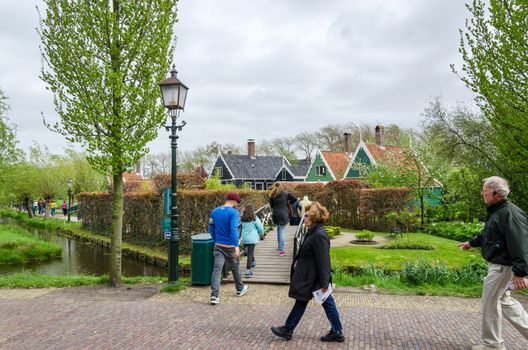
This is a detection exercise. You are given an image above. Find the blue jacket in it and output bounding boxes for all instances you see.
[208,205,240,247]
[241,217,264,245]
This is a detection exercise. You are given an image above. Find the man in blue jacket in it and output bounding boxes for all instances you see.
[460,176,528,350]
[209,192,248,305]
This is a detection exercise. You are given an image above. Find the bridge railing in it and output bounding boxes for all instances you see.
[255,204,273,237]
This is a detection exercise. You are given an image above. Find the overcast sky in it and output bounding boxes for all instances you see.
[0,0,475,156]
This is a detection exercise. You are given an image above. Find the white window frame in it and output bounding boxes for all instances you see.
[281,168,287,180]
[316,165,326,176]
[215,166,223,177]
[255,182,264,190]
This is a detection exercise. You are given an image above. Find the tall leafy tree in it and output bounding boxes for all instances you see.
[453,0,528,208]
[38,0,178,285]
[0,88,23,167]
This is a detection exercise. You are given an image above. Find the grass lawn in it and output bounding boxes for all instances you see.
[0,271,186,289]
[331,231,482,271]
[0,224,62,264]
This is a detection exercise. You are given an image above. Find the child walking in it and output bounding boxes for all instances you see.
[240,205,264,278]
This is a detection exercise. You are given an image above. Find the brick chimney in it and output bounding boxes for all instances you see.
[375,125,385,147]
[247,139,256,157]
[343,132,351,154]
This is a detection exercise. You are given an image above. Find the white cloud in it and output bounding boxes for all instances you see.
[0,0,475,155]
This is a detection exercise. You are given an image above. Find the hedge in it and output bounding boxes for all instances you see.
[79,189,267,253]
[79,180,412,253]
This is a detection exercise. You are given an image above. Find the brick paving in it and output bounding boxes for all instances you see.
[1,284,528,350]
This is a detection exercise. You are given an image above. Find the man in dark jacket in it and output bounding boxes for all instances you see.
[459,176,528,350]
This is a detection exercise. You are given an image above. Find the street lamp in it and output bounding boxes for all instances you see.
[67,177,73,222]
[159,64,189,283]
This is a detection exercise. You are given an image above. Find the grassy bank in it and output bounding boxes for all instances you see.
[0,271,182,288]
[0,224,62,264]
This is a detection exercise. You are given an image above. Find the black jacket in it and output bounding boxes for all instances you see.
[288,223,331,301]
[469,199,528,277]
[270,191,298,226]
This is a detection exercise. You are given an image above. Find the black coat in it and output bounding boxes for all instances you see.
[288,223,331,301]
[469,199,528,277]
[270,191,298,226]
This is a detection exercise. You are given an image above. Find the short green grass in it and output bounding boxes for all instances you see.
[0,272,169,288]
[332,232,481,271]
[0,224,62,264]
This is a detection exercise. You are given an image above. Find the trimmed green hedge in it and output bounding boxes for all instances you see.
[424,221,483,242]
[326,226,341,239]
[380,239,434,250]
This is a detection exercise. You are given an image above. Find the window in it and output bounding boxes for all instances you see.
[255,182,264,190]
[214,167,223,177]
[281,168,287,180]
[316,165,326,176]
[244,182,253,189]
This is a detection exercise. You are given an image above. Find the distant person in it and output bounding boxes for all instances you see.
[32,200,38,216]
[459,176,528,350]
[50,200,56,216]
[271,202,345,343]
[299,196,312,218]
[62,200,68,216]
[240,204,264,278]
[38,199,44,215]
[269,183,298,256]
[289,199,302,226]
[208,192,249,305]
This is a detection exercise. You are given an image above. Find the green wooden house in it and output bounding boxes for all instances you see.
[304,150,352,182]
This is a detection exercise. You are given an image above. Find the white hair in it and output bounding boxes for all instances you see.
[484,176,510,198]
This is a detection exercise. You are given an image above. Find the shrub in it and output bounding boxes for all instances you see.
[326,226,341,239]
[424,221,483,242]
[355,230,375,241]
[400,259,452,286]
[380,239,434,250]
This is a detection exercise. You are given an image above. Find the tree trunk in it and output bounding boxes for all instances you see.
[109,173,123,286]
[26,199,33,218]
[420,195,425,226]
[44,201,50,220]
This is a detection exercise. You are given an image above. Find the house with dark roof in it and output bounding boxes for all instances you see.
[210,139,310,190]
[274,159,311,182]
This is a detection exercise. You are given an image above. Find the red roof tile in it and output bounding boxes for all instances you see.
[321,151,352,179]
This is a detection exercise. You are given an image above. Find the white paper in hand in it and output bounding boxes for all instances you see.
[312,284,333,305]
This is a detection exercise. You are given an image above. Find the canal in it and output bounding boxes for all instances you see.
[0,219,167,277]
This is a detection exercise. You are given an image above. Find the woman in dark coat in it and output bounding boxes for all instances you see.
[271,202,345,343]
[269,183,298,256]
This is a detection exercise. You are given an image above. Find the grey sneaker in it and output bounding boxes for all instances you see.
[210,296,220,305]
[236,284,249,297]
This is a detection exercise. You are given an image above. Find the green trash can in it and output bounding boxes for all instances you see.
[191,233,215,285]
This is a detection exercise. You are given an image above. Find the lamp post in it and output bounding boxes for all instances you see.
[67,177,73,222]
[158,64,189,283]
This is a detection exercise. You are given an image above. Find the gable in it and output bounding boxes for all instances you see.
[305,152,335,182]
[346,146,373,178]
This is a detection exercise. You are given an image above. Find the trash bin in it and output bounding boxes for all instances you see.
[191,233,215,285]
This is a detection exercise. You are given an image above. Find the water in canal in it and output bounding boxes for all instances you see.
[0,219,167,277]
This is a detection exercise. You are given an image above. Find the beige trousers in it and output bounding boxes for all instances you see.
[481,263,528,347]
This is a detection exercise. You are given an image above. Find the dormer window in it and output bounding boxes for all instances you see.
[316,165,326,176]
[281,168,287,180]
[214,167,223,177]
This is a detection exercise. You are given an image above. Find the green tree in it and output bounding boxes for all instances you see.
[38,0,178,286]
[453,0,528,208]
[0,88,23,167]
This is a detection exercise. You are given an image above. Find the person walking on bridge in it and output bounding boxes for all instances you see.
[459,176,528,350]
[269,183,298,257]
[208,192,249,305]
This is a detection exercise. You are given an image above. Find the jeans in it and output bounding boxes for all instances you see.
[210,245,244,298]
[245,244,255,269]
[277,225,286,253]
[285,294,343,333]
